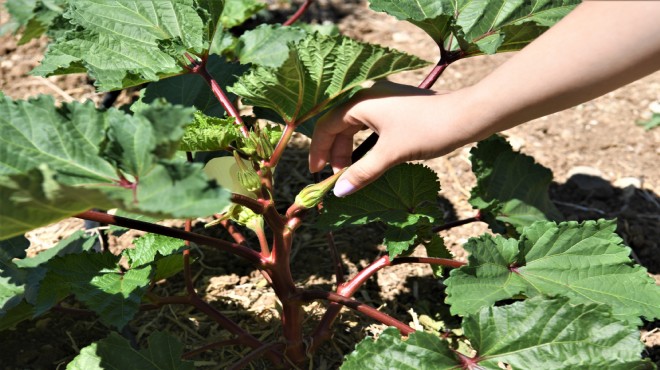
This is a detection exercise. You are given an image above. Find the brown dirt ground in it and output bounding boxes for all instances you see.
[1,1,659,369]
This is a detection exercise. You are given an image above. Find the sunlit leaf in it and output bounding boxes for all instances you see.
[445,219,660,324]
[342,297,652,369]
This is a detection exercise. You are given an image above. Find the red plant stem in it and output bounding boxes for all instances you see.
[432,215,482,233]
[254,224,270,257]
[227,342,286,370]
[183,249,196,295]
[75,210,264,267]
[182,338,242,359]
[193,60,249,137]
[300,290,415,335]
[326,232,344,285]
[283,0,313,26]
[230,193,266,214]
[218,218,249,246]
[267,123,296,168]
[310,255,465,351]
[418,62,450,89]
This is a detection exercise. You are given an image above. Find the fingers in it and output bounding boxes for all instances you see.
[309,103,363,173]
[333,140,397,197]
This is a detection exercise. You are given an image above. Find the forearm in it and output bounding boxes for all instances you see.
[465,1,660,138]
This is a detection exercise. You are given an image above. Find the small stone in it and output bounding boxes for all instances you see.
[650,101,660,113]
[613,177,642,189]
[567,166,604,178]
[506,135,525,151]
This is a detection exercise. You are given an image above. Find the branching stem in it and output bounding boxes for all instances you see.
[300,290,415,335]
[432,215,482,233]
[267,123,296,168]
[283,0,313,26]
[75,210,264,267]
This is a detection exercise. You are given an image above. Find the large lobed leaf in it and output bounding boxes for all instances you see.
[0,94,230,240]
[369,0,579,56]
[341,297,653,369]
[318,163,442,256]
[1,0,67,44]
[445,219,660,324]
[229,33,428,126]
[68,331,194,370]
[32,0,207,91]
[469,135,562,233]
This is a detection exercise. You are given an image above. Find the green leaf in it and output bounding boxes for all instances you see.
[220,0,266,29]
[14,231,96,268]
[124,233,185,268]
[369,0,579,56]
[230,33,428,125]
[469,135,562,233]
[0,300,35,331]
[179,112,240,152]
[424,235,451,278]
[37,251,152,328]
[235,24,307,68]
[368,0,452,48]
[445,219,660,324]
[68,331,195,370]
[342,297,653,369]
[0,94,231,239]
[637,113,660,131]
[0,235,32,315]
[134,55,248,118]
[319,164,442,256]
[32,0,206,91]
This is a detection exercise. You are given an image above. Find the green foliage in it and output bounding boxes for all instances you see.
[637,113,660,131]
[445,219,660,324]
[342,297,653,370]
[235,24,307,67]
[230,33,428,125]
[179,112,240,152]
[134,55,248,118]
[369,0,579,56]
[319,164,443,256]
[32,0,207,90]
[469,135,562,233]
[68,331,195,370]
[1,0,66,44]
[0,94,230,240]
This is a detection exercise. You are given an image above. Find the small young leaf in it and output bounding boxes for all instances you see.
[342,297,653,369]
[32,0,207,90]
[637,113,660,131]
[423,235,451,277]
[230,33,428,125]
[179,112,240,152]
[319,164,442,256]
[445,219,660,324]
[68,331,195,370]
[469,135,562,233]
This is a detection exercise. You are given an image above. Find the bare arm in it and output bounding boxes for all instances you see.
[309,1,660,197]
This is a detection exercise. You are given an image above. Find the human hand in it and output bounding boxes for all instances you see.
[309,81,479,197]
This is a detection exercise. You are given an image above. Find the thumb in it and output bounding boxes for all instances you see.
[333,143,396,197]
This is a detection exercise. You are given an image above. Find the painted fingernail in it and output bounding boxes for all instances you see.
[333,179,355,197]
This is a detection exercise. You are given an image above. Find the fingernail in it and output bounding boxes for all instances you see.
[333,179,355,197]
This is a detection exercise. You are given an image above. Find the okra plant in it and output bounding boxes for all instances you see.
[1,0,659,369]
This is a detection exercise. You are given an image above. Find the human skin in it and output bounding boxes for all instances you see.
[308,1,660,197]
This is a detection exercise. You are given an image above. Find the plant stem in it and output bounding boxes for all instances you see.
[75,210,264,267]
[309,254,465,351]
[230,193,266,214]
[183,248,196,295]
[283,0,313,26]
[182,338,242,359]
[228,342,286,370]
[300,290,415,335]
[217,218,249,246]
[267,123,296,168]
[418,62,450,90]
[191,57,249,137]
[432,215,482,233]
